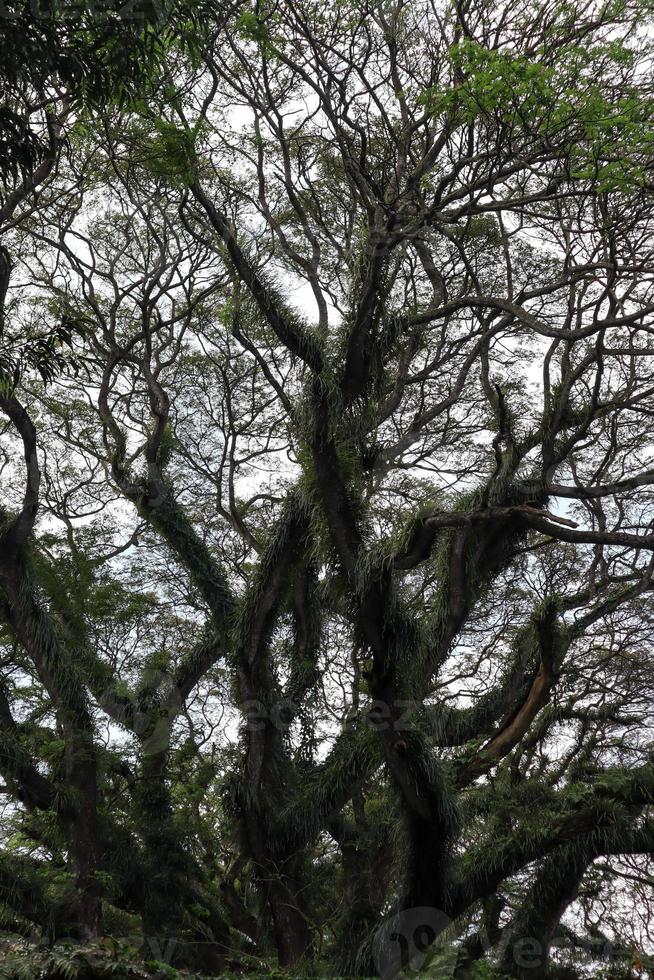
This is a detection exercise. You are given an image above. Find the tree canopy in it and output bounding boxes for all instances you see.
[2,0,654,977]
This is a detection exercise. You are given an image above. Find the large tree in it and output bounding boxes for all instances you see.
[2,0,654,977]
[0,0,227,955]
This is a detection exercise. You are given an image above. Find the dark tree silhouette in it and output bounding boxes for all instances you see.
[2,1,654,978]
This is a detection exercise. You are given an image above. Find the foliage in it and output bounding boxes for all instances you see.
[2,0,654,978]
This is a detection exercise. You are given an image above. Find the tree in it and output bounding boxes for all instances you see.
[2,0,654,977]
[0,0,227,953]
